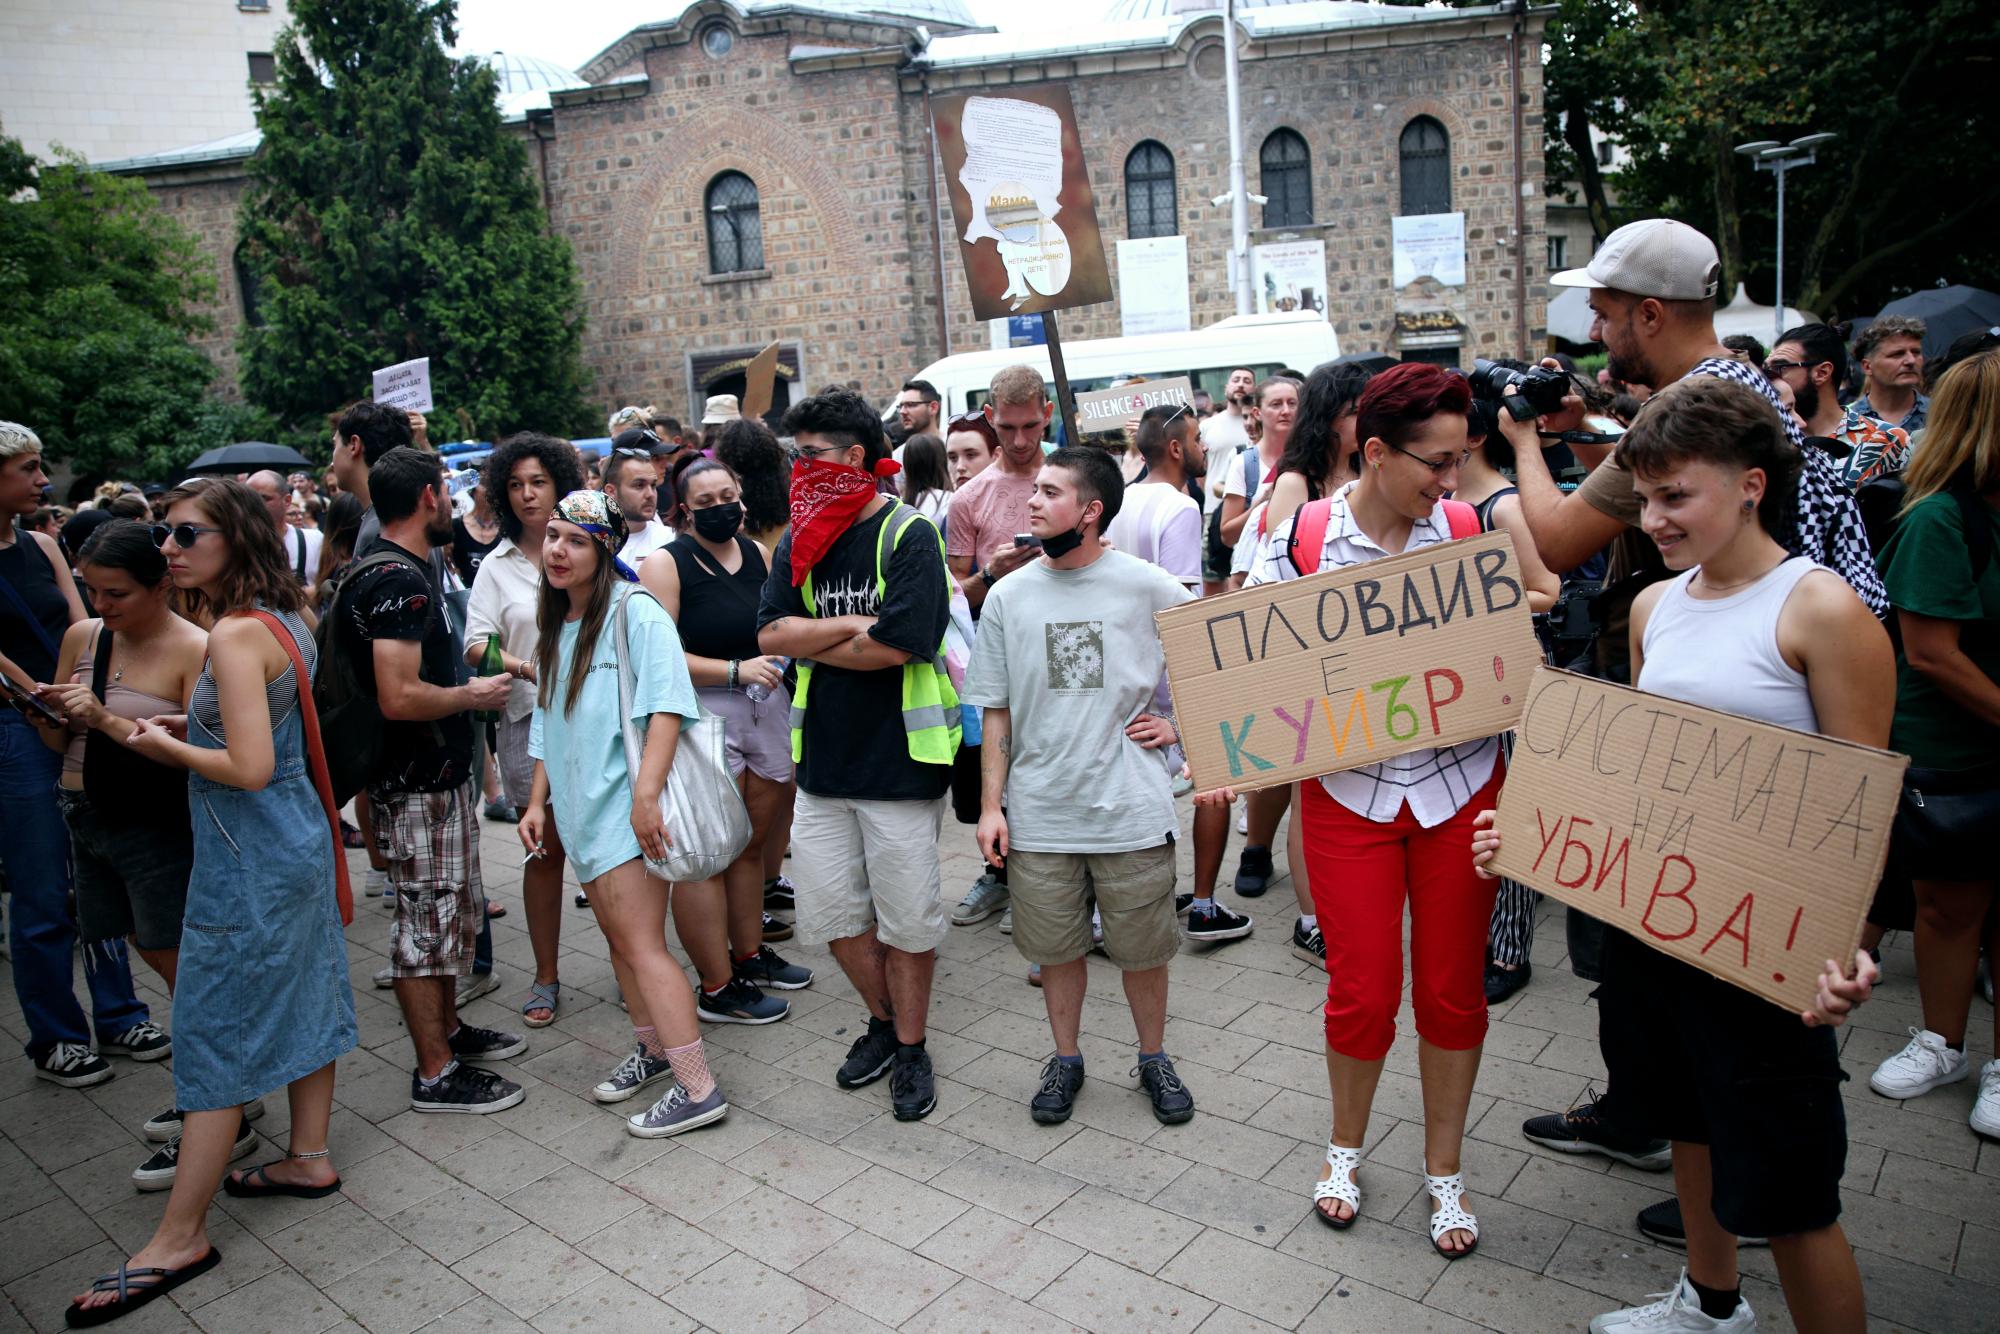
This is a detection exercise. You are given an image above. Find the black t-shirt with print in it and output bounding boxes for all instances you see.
[757,502,952,801]
[340,540,472,794]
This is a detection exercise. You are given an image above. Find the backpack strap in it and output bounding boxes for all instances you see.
[1287,498,1335,576]
[89,624,113,701]
[237,610,353,927]
[1441,499,1480,541]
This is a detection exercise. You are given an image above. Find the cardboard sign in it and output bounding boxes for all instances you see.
[930,84,1112,321]
[1074,376,1195,435]
[1491,667,1908,1013]
[1159,531,1542,793]
[372,357,433,414]
[739,341,781,421]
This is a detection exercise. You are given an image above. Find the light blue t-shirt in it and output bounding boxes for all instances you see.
[529,587,702,882]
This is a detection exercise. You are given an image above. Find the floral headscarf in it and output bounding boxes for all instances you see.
[554,488,639,582]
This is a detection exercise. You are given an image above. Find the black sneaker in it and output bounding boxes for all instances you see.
[1484,959,1532,1004]
[100,1020,172,1062]
[763,876,797,913]
[1637,1197,1769,1249]
[449,1024,528,1063]
[1232,845,1274,897]
[696,977,789,1025]
[1292,918,1326,967]
[890,1047,936,1121]
[1184,902,1254,943]
[1030,1055,1085,1124]
[410,1061,526,1115]
[1135,1055,1195,1124]
[733,945,814,991]
[132,1115,258,1191]
[1521,1089,1671,1171]
[1174,894,1194,916]
[144,1099,266,1143]
[32,1042,112,1088]
[836,1017,900,1089]
[761,911,794,943]
[574,892,590,908]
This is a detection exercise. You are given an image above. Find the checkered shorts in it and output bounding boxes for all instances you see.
[372,778,482,978]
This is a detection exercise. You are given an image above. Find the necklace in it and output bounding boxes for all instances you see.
[1695,557,1785,596]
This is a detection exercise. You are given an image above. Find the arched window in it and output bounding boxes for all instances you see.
[1124,141,1177,239]
[1399,116,1451,216]
[1259,129,1312,228]
[705,172,763,274]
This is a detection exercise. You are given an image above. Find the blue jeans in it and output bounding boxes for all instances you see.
[0,711,148,1057]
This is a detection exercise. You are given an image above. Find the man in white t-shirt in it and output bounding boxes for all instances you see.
[1197,367,1256,595]
[1106,405,1204,587]
[248,469,323,583]
[1198,367,1254,465]
[602,440,672,565]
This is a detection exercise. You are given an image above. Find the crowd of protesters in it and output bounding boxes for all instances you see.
[2,215,1995,1331]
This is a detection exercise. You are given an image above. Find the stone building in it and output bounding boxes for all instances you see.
[106,0,1551,426]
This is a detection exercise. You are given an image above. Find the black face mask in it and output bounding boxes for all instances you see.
[691,501,743,542]
[1039,524,1086,560]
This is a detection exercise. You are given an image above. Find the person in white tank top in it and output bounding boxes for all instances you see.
[1475,378,1893,1334]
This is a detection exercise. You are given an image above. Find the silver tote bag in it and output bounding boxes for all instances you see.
[613,586,752,883]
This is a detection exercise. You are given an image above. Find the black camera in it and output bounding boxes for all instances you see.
[1469,359,1571,422]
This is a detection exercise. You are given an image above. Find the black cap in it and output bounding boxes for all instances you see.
[142,482,167,497]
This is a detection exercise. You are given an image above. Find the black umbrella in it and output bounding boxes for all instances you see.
[1322,351,1400,374]
[182,441,318,476]
[1853,285,2000,363]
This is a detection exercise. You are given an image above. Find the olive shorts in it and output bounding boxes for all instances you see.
[1008,842,1180,971]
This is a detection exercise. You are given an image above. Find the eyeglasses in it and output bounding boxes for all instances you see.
[1387,443,1470,475]
[1762,358,1822,377]
[789,443,851,461]
[149,523,223,549]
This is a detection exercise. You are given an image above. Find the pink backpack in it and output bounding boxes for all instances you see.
[1286,497,1478,575]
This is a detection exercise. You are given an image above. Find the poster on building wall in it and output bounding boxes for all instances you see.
[1392,212,1467,288]
[1250,241,1328,319]
[930,83,1113,321]
[1116,236,1192,337]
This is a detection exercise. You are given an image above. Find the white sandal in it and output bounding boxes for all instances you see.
[1312,1143,1361,1230]
[1424,1171,1479,1259]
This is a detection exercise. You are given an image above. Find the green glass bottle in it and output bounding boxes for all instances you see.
[475,636,504,723]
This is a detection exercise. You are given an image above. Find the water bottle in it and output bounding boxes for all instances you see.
[743,657,790,704]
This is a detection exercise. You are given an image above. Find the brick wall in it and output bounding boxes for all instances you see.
[146,171,252,396]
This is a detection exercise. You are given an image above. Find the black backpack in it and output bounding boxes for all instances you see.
[313,547,438,806]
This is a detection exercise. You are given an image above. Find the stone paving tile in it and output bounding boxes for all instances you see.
[263,1197,406,1288]
[1038,1126,1193,1204]
[500,1163,646,1244]
[903,1275,1083,1334]
[525,1272,694,1334]
[1037,1184,1205,1275]
[187,1267,349,1334]
[0,1196,108,1288]
[1033,1253,1216,1334]
[449,1227,607,1319]
[793,1229,957,1325]
[383,1183,530,1267]
[928,1145,1086,1226]
[665,1250,827,1333]
[914,1204,1085,1299]
[1157,1228,1339,1328]
[814,1164,969,1250]
[324,1246,483,1334]
[695,1185,852,1272]
[727,1130,870,1204]
[571,1206,730,1298]
[1296,1276,1485,1332]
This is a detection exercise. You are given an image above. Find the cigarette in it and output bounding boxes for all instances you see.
[520,846,544,865]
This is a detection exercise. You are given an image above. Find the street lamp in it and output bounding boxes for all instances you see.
[1735,132,1837,344]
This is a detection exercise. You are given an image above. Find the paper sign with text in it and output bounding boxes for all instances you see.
[1074,377,1194,434]
[1490,667,1908,1013]
[372,357,433,414]
[1159,531,1541,793]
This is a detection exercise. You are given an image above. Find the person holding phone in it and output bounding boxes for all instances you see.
[0,423,159,1095]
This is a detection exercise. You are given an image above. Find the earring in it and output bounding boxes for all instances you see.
[1742,499,1755,513]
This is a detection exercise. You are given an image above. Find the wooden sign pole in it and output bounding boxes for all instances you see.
[1041,311,1082,446]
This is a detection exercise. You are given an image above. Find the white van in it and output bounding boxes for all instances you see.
[906,311,1341,420]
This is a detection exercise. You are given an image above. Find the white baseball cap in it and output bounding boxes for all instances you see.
[1550,218,1720,302]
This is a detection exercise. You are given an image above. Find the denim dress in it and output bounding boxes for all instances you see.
[172,605,358,1112]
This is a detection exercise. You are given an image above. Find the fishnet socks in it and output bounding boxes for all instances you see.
[663,1039,716,1101]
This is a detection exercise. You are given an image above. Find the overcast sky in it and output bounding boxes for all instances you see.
[452,0,1070,71]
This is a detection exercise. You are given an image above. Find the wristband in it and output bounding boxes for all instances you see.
[728,659,740,688]
[979,568,995,588]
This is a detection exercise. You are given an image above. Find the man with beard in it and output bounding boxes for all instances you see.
[1767,323,1912,491]
[1199,368,1256,595]
[602,435,674,563]
[1106,404,1207,587]
[340,447,525,1114]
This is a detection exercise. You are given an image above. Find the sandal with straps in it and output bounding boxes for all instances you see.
[1312,1142,1362,1230]
[65,1249,221,1328]
[521,980,560,1029]
[1424,1171,1479,1259]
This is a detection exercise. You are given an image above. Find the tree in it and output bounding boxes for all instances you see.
[236,0,592,442]
[1544,0,2000,322]
[0,130,272,480]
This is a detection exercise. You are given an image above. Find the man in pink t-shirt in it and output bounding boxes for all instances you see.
[947,365,1051,611]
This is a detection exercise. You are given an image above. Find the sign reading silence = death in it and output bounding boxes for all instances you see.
[1490,667,1907,1013]
[1159,531,1543,794]
[1073,376,1194,434]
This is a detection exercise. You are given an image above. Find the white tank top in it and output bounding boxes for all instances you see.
[1638,556,1820,734]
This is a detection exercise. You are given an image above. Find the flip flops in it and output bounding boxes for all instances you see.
[223,1162,341,1200]
[65,1248,221,1328]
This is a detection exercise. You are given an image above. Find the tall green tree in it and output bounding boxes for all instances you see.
[1544,0,2000,322]
[0,130,272,480]
[237,0,592,441]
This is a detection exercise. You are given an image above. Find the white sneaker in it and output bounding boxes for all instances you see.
[1972,1060,2000,1139]
[1590,1271,1755,1332]
[1869,1028,1970,1099]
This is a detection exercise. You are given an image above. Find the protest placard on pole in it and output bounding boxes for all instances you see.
[1158,531,1541,793]
[1490,666,1908,1012]
[1073,376,1194,435]
[372,357,433,414]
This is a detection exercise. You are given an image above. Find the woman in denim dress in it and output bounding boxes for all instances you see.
[67,478,357,1328]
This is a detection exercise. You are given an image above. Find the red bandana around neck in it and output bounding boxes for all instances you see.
[787,457,900,585]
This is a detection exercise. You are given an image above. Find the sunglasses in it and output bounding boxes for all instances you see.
[1762,358,1823,377]
[948,410,987,428]
[149,523,224,549]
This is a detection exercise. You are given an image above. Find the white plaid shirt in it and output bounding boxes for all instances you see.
[1249,484,1500,827]
[1684,357,1888,617]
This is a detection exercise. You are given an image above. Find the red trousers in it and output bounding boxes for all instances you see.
[1300,768,1502,1061]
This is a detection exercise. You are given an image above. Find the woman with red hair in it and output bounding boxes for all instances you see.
[1218,361,1498,1258]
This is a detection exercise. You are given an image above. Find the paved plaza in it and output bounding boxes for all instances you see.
[0,802,1994,1333]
